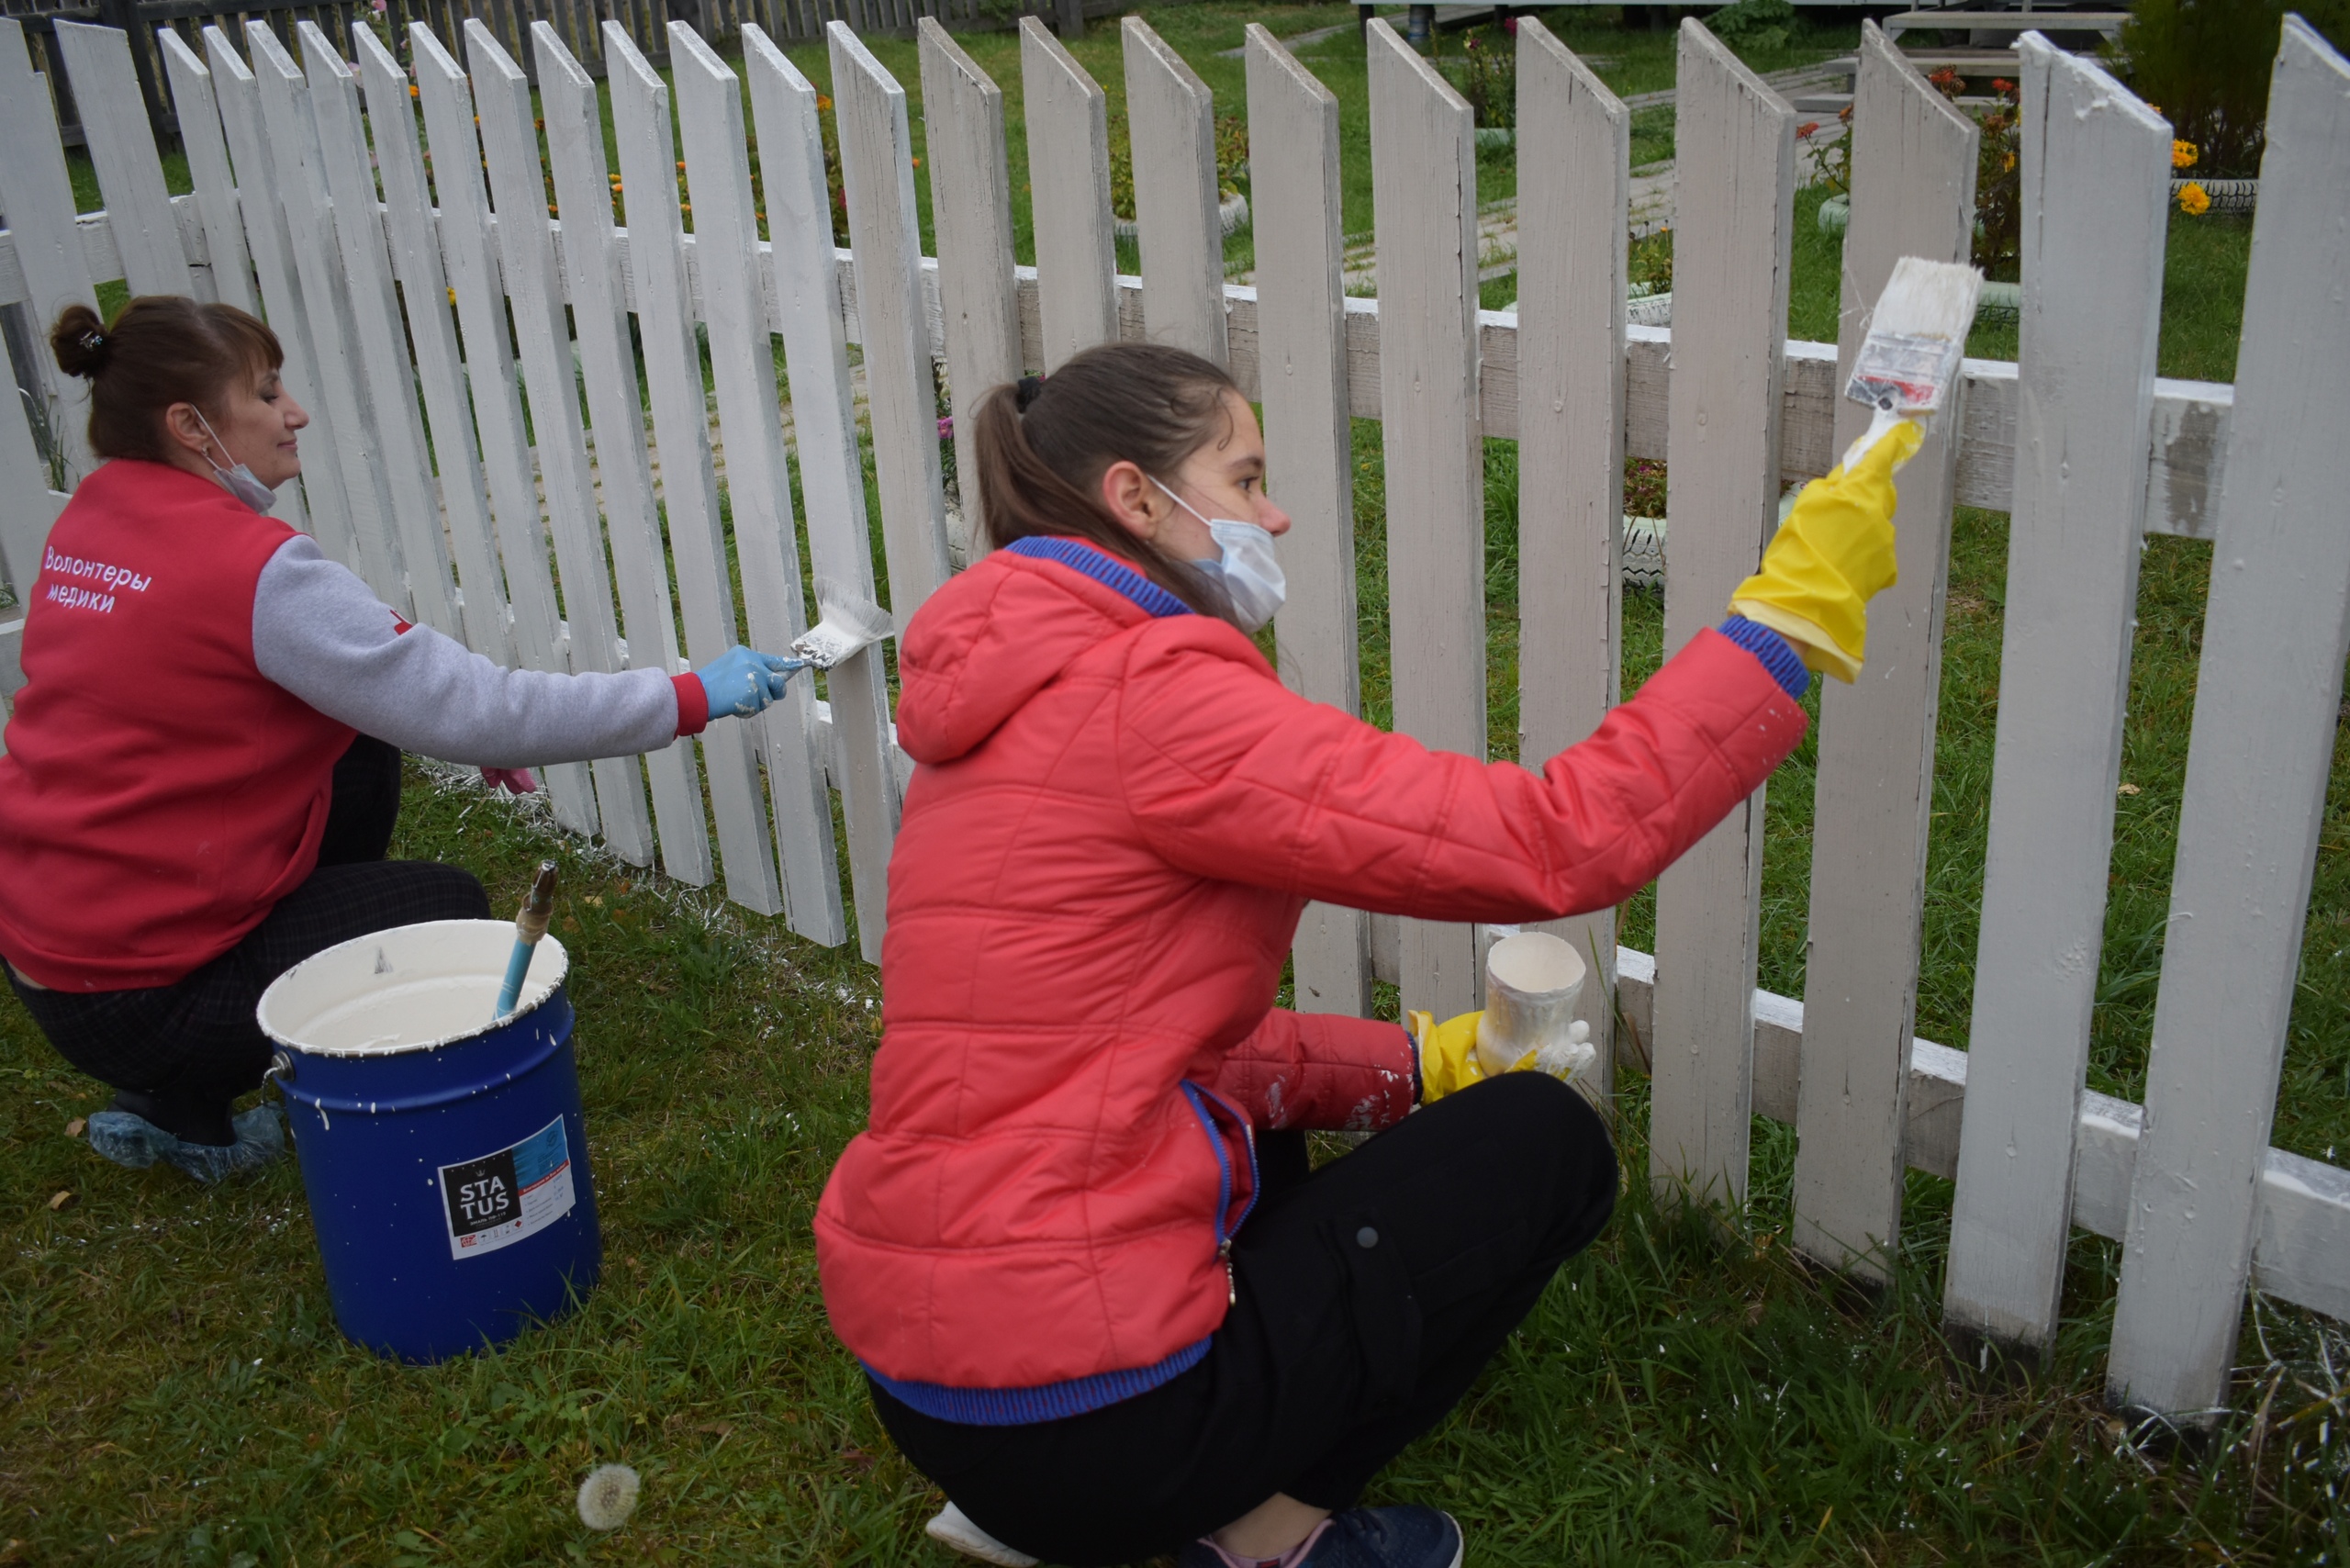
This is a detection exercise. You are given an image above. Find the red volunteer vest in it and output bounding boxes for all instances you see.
[0,460,355,991]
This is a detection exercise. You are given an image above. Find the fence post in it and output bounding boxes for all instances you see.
[1367,17,1483,1025]
[1020,16,1116,369]
[1513,17,1627,1088]
[0,19,100,481]
[532,19,705,875]
[53,23,192,299]
[157,29,260,316]
[1244,23,1367,1018]
[1789,20,1976,1280]
[1942,33,2168,1358]
[917,17,1023,556]
[90,0,171,143]
[1122,16,1225,365]
[2107,17,2350,1420]
[1648,17,1795,1211]
[746,22,899,961]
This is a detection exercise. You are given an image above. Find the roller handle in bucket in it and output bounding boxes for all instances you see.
[492,862,560,1022]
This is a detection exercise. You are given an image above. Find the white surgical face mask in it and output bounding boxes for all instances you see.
[193,409,279,514]
[1151,477,1286,633]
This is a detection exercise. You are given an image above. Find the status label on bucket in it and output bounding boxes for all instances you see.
[438,1115,576,1260]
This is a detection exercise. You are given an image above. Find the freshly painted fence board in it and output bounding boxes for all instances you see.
[602,25,783,910]
[0,397,58,603]
[202,29,340,552]
[0,19,101,479]
[246,21,411,616]
[1790,21,1975,1278]
[299,22,464,643]
[917,17,1022,555]
[670,19,827,924]
[1245,23,1365,1018]
[1513,17,1626,1084]
[1647,18,1795,1209]
[54,23,194,299]
[828,22,953,622]
[1021,16,1116,368]
[408,21,599,838]
[471,17,649,843]
[746,23,892,957]
[157,29,258,316]
[1122,17,1224,364]
[1942,33,2168,1355]
[534,20,701,874]
[2107,17,2350,1419]
[1367,18,1483,1024]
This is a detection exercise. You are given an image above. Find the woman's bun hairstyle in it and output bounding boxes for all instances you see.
[50,303,113,380]
[43,296,284,465]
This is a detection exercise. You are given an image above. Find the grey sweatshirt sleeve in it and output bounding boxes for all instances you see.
[252,534,688,767]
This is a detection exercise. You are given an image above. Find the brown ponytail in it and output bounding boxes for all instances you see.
[48,297,283,464]
[971,342,1244,623]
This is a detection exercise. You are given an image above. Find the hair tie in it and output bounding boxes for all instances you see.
[80,329,108,354]
[1014,375,1046,412]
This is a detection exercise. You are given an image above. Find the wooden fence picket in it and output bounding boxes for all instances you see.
[0,19,100,479]
[407,20,601,841]
[916,17,1022,557]
[1366,17,1483,1024]
[1512,17,1626,1083]
[1021,15,1116,368]
[602,22,790,913]
[668,19,823,924]
[53,22,194,299]
[157,29,261,317]
[827,20,954,626]
[298,22,465,644]
[1942,33,2169,1357]
[532,19,701,873]
[466,16,644,844]
[245,21,412,616]
[744,22,896,958]
[2107,16,2350,1420]
[1648,17,1795,1209]
[1244,22,1366,1018]
[1790,21,1975,1279]
[1121,16,1224,364]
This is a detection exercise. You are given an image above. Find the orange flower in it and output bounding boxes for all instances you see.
[817,94,832,110]
[2176,181,2210,216]
[408,83,420,97]
[2172,139,2199,170]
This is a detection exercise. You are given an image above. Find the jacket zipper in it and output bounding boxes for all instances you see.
[1181,1081,1259,1307]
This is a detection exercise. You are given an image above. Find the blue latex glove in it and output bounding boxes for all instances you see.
[695,645,804,720]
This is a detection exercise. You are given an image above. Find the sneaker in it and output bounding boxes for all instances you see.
[85,1104,285,1184]
[1180,1507,1462,1568]
[924,1502,1038,1568]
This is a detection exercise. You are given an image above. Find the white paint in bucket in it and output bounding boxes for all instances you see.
[1477,931,1595,1087]
[259,920,570,1056]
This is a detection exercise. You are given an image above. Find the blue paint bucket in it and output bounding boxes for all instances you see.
[256,919,602,1362]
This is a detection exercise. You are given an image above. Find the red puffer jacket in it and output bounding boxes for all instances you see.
[815,537,1807,1416]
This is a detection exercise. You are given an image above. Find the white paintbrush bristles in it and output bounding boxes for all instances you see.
[1841,255,1985,469]
[789,577,897,670]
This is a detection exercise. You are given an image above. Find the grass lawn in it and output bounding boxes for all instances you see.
[18,6,2350,1562]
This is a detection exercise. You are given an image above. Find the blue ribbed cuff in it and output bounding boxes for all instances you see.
[864,1335,1214,1425]
[1003,535,1192,619]
[1718,616,1811,699]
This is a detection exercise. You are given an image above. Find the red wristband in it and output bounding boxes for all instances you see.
[671,672,710,736]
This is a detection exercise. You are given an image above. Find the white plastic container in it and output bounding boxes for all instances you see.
[1476,932,1597,1090]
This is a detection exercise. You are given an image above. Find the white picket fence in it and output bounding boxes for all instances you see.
[0,6,2345,1425]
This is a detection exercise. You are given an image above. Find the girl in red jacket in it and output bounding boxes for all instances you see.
[0,297,800,1184]
[817,343,1910,1568]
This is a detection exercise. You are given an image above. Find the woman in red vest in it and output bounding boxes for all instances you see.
[0,297,799,1184]
[817,343,1914,1568]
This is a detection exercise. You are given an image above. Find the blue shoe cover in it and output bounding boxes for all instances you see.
[84,1105,285,1183]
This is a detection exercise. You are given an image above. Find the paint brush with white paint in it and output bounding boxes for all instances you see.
[1841,254,1985,470]
[787,577,896,671]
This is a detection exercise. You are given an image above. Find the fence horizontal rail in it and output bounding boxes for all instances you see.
[0,208,2235,542]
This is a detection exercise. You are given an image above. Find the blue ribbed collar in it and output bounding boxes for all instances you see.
[1002,535,1192,620]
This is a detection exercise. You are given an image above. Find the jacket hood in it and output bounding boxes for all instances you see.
[894,543,1172,765]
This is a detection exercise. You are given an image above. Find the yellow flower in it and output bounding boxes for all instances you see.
[2177,181,2210,216]
[2002,151,2017,171]
[2172,139,2198,169]
[817,94,832,111]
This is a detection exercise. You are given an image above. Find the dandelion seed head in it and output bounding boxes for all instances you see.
[576,1462,641,1530]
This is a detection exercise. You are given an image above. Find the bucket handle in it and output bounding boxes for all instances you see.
[269,1030,571,1117]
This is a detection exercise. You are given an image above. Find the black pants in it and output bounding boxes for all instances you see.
[6,736,488,1145]
[870,1071,1618,1567]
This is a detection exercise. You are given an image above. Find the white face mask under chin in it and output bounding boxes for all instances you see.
[193,409,280,514]
[1151,477,1286,633]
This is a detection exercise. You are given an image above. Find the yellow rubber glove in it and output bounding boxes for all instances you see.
[1410,1009,1490,1102]
[1728,419,1923,682]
